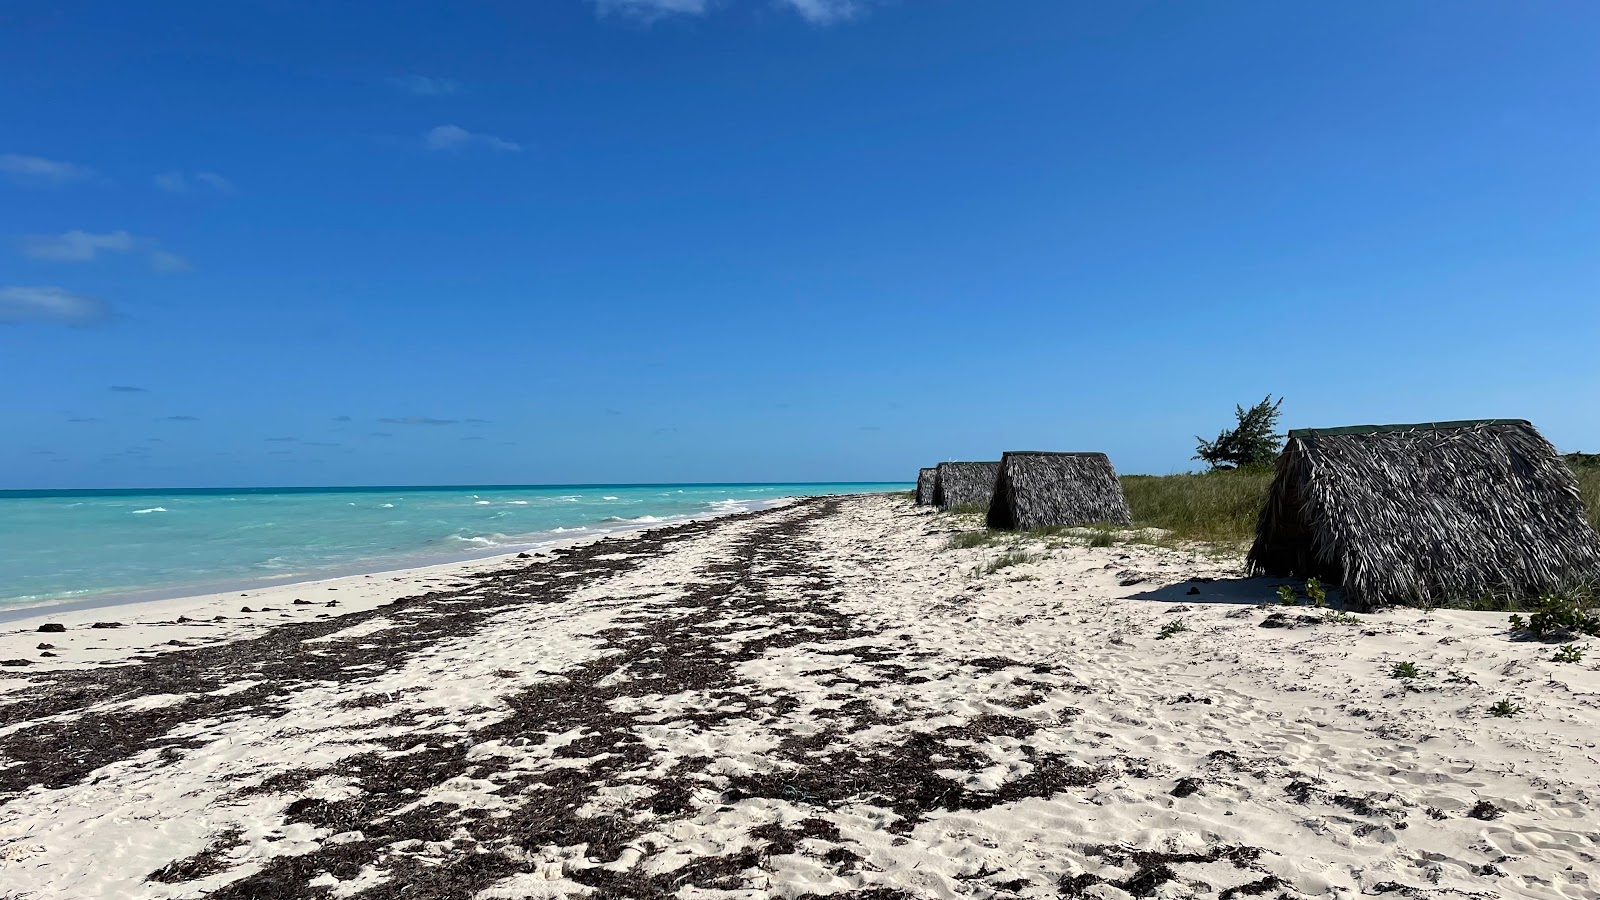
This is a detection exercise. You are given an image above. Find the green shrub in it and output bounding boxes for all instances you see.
[1276,585,1297,606]
[1389,661,1426,680]
[1305,577,1328,608]
[946,531,1003,551]
[1510,594,1600,638]
[1553,643,1587,664]
[1488,699,1523,718]
[1322,610,1361,625]
[1157,620,1190,640]
[1194,395,1285,471]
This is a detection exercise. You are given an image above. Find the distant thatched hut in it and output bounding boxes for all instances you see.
[915,467,938,506]
[1248,419,1600,610]
[933,461,1000,512]
[986,452,1131,531]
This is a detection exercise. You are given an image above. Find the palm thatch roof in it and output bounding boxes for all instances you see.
[986,452,1131,531]
[915,467,938,506]
[1248,419,1600,610]
[932,461,1000,512]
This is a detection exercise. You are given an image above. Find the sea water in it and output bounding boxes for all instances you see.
[0,482,906,610]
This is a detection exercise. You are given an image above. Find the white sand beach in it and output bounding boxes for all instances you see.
[1,494,1596,899]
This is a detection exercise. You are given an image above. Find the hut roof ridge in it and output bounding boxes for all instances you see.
[1288,419,1530,440]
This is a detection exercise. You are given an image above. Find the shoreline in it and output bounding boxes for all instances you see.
[0,496,804,626]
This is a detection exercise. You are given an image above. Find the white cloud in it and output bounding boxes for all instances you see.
[148,250,192,273]
[0,286,110,325]
[20,230,190,273]
[0,153,93,185]
[424,125,522,153]
[780,0,858,24]
[390,75,461,96]
[22,230,135,262]
[155,170,234,194]
[593,0,709,19]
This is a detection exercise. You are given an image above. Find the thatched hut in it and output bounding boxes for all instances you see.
[1248,419,1600,610]
[915,467,938,506]
[933,461,1000,512]
[986,452,1131,531]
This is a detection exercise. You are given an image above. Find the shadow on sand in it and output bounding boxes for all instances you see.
[1131,575,1347,609]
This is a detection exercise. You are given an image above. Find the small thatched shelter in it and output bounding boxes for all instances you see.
[915,467,938,506]
[933,461,1000,512]
[986,452,1131,531]
[1248,419,1600,610]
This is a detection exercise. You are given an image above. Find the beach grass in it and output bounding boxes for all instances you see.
[1120,470,1273,546]
[1572,461,1600,533]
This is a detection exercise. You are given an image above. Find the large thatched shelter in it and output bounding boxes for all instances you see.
[986,452,1131,531]
[933,461,1000,512]
[1248,419,1600,610]
[915,467,938,506]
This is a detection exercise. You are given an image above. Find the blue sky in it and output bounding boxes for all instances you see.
[3,1,1597,489]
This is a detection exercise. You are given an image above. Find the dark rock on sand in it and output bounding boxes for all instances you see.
[92,622,124,629]
[293,599,312,606]
[240,607,254,613]
[37,643,55,650]
[517,552,532,559]
[1187,586,1201,595]
[38,623,66,633]
[40,652,57,658]
[1,659,33,667]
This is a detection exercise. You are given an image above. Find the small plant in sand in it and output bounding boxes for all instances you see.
[1509,593,1600,638]
[1321,610,1361,626]
[981,550,1036,576]
[1488,698,1523,718]
[1552,643,1586,664]
[1156,619,1190,640]
[947,531,1003,551]
[1087,529,1115,548]
[1275,585,1297,606]
[1305,577,1327,608]
[1389,661,1427,680]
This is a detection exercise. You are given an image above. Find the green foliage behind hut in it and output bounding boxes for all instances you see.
[915,467,938,506]
[986,452,1131,531]
[933,461,1000,512]
[1248,419,1600,610]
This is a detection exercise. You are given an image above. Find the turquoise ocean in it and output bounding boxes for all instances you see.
[0,483,906,611]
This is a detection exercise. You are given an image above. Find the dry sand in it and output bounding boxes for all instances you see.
[0,494,1596,898]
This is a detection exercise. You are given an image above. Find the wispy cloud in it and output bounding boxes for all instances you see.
[67,417,101,423]
[370,432,394,438]
[21,230,134,261]
[333,415,352,422]
[592,0,861,24]
[265,436,297,442]
[424,125,521,153]
[593,0,709,20]
[379,416,459,426]
[0,286,110,326]
[154,170,234,195]
[0,153,93,185]
[110,385,147,393]
[166,415,201,422]
[780,0,858,24]
[21,230,190,272]
[390,75,461,97]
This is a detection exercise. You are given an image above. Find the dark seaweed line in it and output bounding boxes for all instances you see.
[0,501,795,801]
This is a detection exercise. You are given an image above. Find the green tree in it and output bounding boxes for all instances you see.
[1195,395,1285,471]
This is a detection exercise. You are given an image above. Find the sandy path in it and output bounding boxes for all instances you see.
[0,495,1595,899]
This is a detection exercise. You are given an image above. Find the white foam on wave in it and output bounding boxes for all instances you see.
[605,515,664,524]
[474,501,492,506]
[602,496,619,501]
[132,507,167,514]
[508,500,529,506]
[381,503,395,508]
[551,526,588,533]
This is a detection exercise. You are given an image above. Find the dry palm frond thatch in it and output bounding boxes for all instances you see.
[1248,419,1600,610]
[932,461,1000,512]
[986,452,1131,531]
[915,467,938,506]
